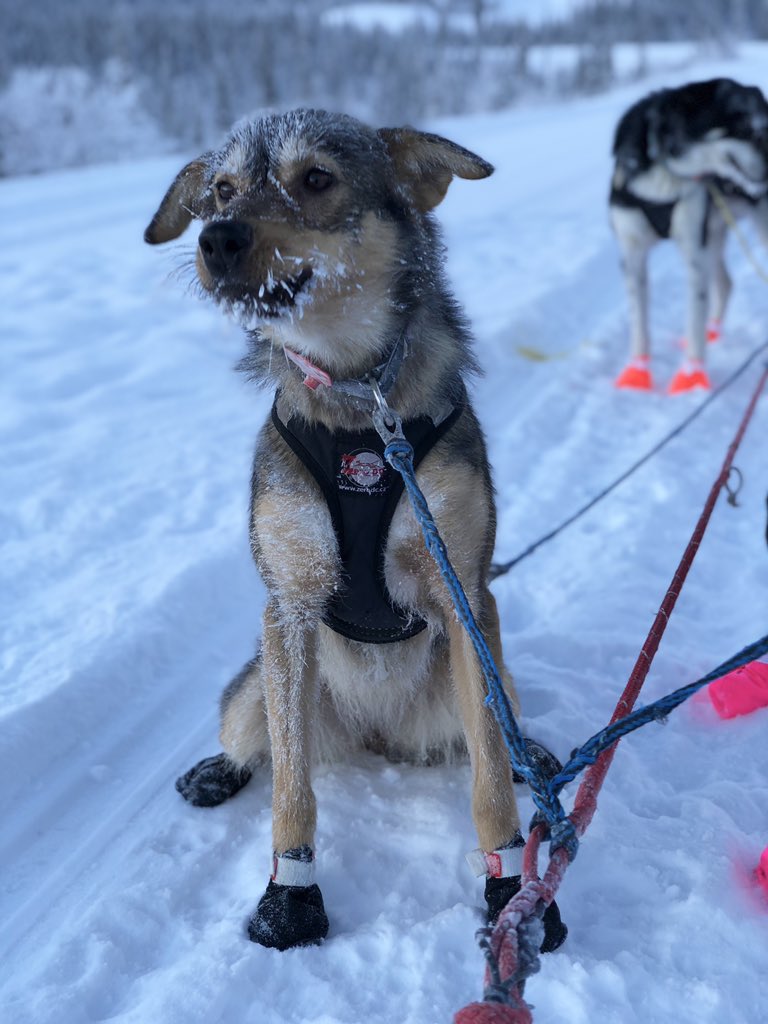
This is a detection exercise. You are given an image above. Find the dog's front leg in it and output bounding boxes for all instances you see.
[673,189,711,364]
[262,599,317,852]
[610,206,654,361]
[447,590,568,952]
[247,598,329,950]
[446,604,519,854]
[621,240,652,361]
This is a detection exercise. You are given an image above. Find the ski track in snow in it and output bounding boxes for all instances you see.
[2,54,768,1024]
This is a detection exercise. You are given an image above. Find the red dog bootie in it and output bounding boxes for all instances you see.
[614,356,652,390]
[668,359,711,395]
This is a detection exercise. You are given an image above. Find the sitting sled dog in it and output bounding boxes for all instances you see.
[609,77,768,393]
[145,109,566,952]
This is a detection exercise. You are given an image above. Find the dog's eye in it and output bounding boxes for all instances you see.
[304,168,334,192]
[216,180,237,202]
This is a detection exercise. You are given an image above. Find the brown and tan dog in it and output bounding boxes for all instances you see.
[145,108,565,952]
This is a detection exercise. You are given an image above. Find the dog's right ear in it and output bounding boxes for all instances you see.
[378,128,493,212]
[144,156,214,244]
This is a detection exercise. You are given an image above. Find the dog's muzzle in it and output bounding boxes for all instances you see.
[198,220,313,314]
[199,220,253,278]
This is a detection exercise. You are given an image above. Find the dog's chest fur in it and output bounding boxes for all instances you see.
[248,396,490,758]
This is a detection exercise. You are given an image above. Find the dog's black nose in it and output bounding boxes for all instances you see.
[198,221,253,277]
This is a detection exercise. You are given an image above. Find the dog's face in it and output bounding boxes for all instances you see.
[145,109,491,372]
[614,79,768,198]
[662,80,768,193]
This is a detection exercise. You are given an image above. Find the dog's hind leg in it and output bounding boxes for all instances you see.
[175,657,268,807]
[750,194,768,249]
[708,227,731,330]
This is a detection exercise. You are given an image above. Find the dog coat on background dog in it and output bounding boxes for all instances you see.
[609,77,768,393]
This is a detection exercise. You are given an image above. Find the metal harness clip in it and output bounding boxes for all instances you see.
[369,375,405,446]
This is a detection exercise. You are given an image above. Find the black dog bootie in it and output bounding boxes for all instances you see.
[248,846,328,950]
[511,738,563,785]
[485,874,568,953]
[248,879,329,950]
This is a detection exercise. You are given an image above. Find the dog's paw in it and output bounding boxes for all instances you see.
[484,875,568,953]
[175,753,252,807]
[511,738,563,785]
[248,880,329,950]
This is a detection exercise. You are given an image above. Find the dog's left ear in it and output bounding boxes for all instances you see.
[379,128,493,212]
[144,155,215,244]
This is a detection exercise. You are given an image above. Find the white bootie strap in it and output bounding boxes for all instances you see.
[466,841,525,879]
[271,847,316,887]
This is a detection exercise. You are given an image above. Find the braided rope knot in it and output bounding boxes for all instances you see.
[545,814,579,862]
[473,878,549,1013]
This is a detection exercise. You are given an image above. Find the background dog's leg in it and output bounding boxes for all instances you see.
[175,657,268,807]
[674,190,710,364]
[666,189,716,392]
[610,208,653,363]
[248,599,329,950]
[684,247,710,364]
[708,238,733,335]
[751,195,768,249]
[709,231,731,332]
[621,240,652,361]
[681,249,709,365]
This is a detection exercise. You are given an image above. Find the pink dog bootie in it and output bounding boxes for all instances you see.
[757,847,768,897]
[707,661,768,719]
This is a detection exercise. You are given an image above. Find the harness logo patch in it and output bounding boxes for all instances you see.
[338,449,387,494]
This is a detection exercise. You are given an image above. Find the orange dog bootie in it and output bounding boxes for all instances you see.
[615,356,653,390]
[668,360,711,395]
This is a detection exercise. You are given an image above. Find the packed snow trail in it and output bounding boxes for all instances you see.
[2,53,768,1024]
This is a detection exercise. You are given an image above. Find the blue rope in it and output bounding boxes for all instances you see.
[384,437,579,861]
[382,426,767,865]
[548,633,768,797]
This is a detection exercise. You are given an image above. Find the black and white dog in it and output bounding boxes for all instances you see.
[609,78,768,393]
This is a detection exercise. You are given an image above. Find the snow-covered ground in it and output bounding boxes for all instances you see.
[2,51,768,1024]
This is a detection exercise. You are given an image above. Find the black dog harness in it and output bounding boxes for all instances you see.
[611,176,760,245]
[610,182,675,239]
[272,393,463,644]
